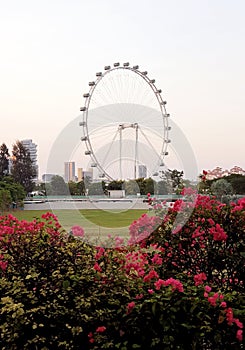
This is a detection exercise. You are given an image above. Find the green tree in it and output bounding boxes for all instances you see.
[135,178,145,195]
[157,180,169,195]
[0,189,12,212]
[88,182,105,195]
[125,180,140,195]
[11,141,37,193]
[224,174,245,194]
[161,169,184,194]
[76,180,86,195]
[210,178,233,201]
[68,181,78,195]
[107,180,124,190]
[144,178,155,195]
[0,143,9,178]
[0,176,26,204]
[68,181,85,195]
[48,175,69,195]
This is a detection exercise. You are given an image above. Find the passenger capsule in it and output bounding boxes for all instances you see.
[123,62,129,67]
[89,81,95,86]
[83,93,89,98]
[96,72,102,77]
[80,107,86,112]
[81,136,88,141]
[104,65,111,70]
[85,150,91,155]
[133,65,139,69]
[114,62,120,67]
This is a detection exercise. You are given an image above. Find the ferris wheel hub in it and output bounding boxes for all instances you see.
[118,123,138,130]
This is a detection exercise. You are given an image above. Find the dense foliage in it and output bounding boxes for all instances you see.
[0,176,26,211]
[11,141,37,193]
[0,143,10,178]
[199,173,245,196]
[0,192,244,349]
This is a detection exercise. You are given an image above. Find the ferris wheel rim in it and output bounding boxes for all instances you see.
[79,63,171,181]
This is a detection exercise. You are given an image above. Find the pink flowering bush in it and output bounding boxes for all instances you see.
[145,194,244,294]
[0,195,244,349]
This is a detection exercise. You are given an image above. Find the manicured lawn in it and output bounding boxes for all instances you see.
[9,209,147,229]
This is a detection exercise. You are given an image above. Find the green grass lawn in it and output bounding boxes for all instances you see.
[9,209,147,229]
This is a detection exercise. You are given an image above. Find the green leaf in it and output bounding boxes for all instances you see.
[62,280,70,289]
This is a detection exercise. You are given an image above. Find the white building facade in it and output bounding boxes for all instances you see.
[21,139,38,180]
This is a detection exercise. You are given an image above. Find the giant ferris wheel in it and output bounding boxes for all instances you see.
[79,62,171,181]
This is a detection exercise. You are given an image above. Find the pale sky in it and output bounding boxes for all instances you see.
[1,0,245,180]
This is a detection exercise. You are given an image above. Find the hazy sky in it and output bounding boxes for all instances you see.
[1,0,245,179]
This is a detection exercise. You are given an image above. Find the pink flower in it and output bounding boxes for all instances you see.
[151,253,163,265]
[148,289,154,294]
[181,187,197,196]
[71,225,84,237]
[163,278,184,292]
[127,301,135,314]
[208,292,219,306]
[220,301,227,308]
[88,332,94,342]
[204,285,212,293]
[143,269,159,283]
[0,260,8,271]
[236,330,243,342]
[136,293,143,300]
[234,318,243,329]
[93,262,102,272]
[209,224,227,241]
[95,247,105,260]
[96,326,106,333]
[226,307,234,325]
[154,279,165,290]
[207,218,215,226]
[194,272,207,286]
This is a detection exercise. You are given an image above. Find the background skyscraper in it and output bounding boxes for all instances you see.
[21,139,38,180]
[138,164,147,178]
[64,161,75,182]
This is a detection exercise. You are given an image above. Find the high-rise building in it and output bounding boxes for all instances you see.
[77,167,93,182]
[77,168,83,182]
[138,164,147,178]
[64,161,75,182]
[42,173,56,183]
[21,139,38,180]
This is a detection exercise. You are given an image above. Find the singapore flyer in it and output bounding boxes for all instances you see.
[79,62,171,181]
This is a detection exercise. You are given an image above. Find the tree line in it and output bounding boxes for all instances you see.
[0,142,37,211]
[35,169,186,196]
[199,173,245,201]
[38,170,245,199]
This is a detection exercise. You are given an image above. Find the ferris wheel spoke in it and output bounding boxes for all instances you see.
[138,126,163,161]
[100,128,120,169]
